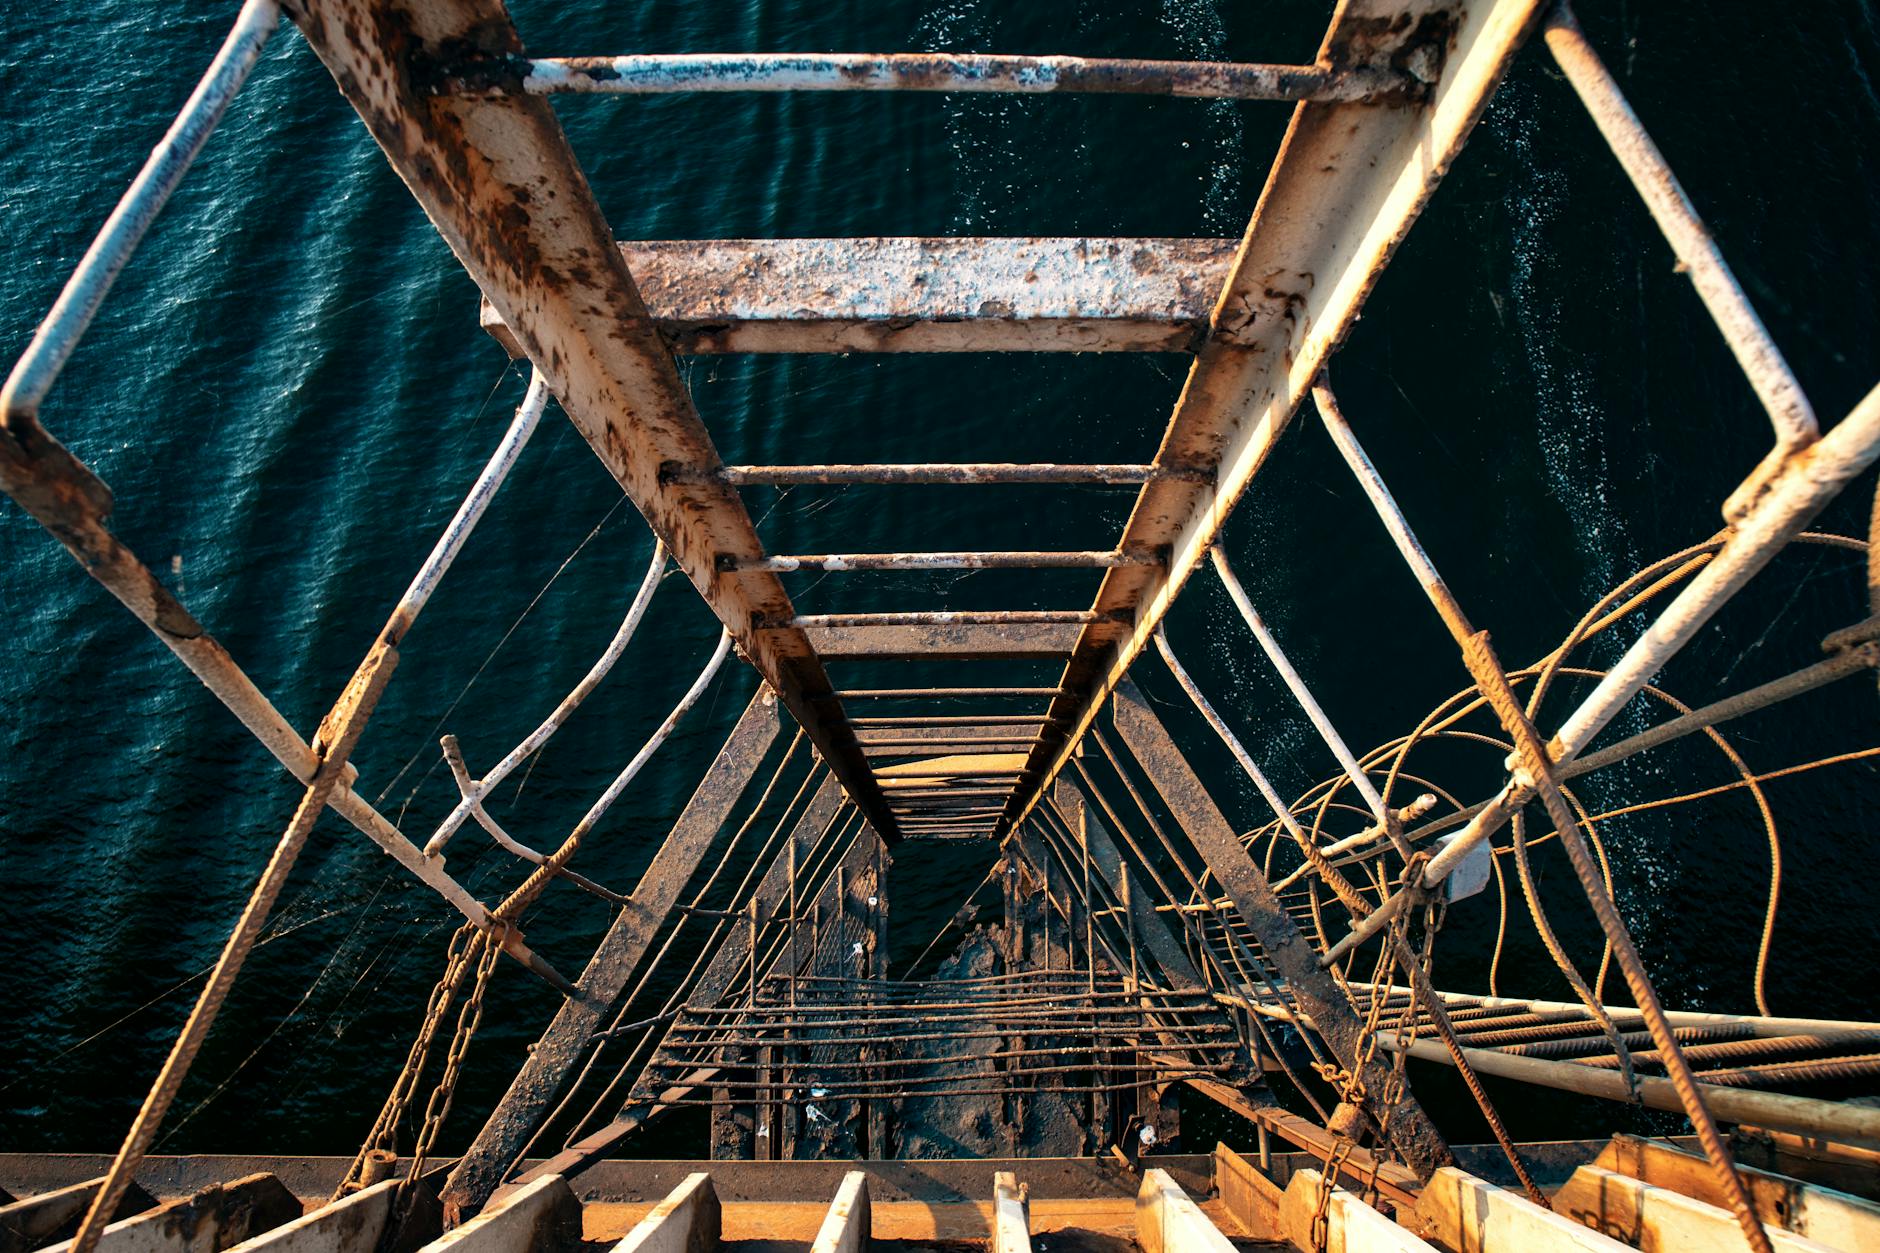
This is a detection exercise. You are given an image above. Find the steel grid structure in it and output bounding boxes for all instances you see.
[6,2,1880,1251]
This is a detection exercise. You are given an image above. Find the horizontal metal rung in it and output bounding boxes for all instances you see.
[852,715,1056,727]
[830,687,1067,700]
[483,238,1235,355]
[443,54,1416,103]
[784,611,1125,628]
[713,463,1199,486]
[725,550,1157,572]
[803,621,1082,660]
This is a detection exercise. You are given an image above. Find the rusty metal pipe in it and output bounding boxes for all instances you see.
[1544,5,1817,464]
[732,550,1154,572]
[716,463,1169,485]
[789,610,1121,627]
[854,715,1055,727]
[424,538,667,857]
[465,54,1414,103]
[0,0,279,423]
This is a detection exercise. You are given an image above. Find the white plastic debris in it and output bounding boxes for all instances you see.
[1139,1125,1158,1147]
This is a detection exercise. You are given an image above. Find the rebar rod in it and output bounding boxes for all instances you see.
[68,644,393,1253]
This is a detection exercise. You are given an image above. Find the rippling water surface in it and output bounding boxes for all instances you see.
[3,2,1879,1155]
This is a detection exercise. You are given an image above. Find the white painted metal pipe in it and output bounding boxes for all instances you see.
[1151,626,1316,852]
[1322,380,1880,967]
[1209,547,1415,860]
[1,0,280,420]
[1545,5,1817,461]
[566,630,735,842]
[383,370,550,641]
[425,538,669,856]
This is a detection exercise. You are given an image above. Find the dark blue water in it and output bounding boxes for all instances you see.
[3,2,1879,1157]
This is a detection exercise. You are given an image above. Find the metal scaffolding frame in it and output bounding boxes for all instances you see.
[6,2,1879,1251]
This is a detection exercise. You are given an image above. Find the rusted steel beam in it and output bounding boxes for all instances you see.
[804,622,1083,660]
[290,0,899,842]
[479,238,1234,355]
[853,715,1056,727]
[716,463,1174,486]
[792,611,1120,628]
[1111,679,1453,1180]
[443,53,1419,103]
[1000,0,1549,837]
[855,724,1050,743]
[831,687,1066,700]
[724,550,1156,573]
[492,782,855,1204]
[1052,781,1203,990]
[440,690,780,1216]
[864,735,1040,744]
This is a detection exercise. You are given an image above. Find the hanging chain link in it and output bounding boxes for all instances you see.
[403,923,506,1193]
[333,921,485,1200]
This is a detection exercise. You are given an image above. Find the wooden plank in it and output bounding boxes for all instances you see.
[34,1176,299,1253]
[1415,1167,1628,1253]
[1135,1169,1236,1253]
[445,693,780,1216]
[0,1179,155,1253]
[1596,1137,1880,1251]
[1111,678,1451,1178]
[1734,1128,1880,1203]
[609,1173,718,1253]
[1553,1165,1837,1253]
[875,754,1029,777]
[416,1176,578,1253]
[1279,1169,1438,1253]
[808,1174,869,1253]
[1213,1145,1282,1242]
[221,1180,396,1253]
[480,238,1236,355]
[991,1173,1030,1253]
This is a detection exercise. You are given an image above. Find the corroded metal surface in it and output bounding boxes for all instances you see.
[1111,679,1454,1181]
[480,239,1237,355]
[1001,0,1550,837]
[289,0,899,844]
[801,623,1082,660]
[441,53,1417,103]
[441,692,781,1216]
